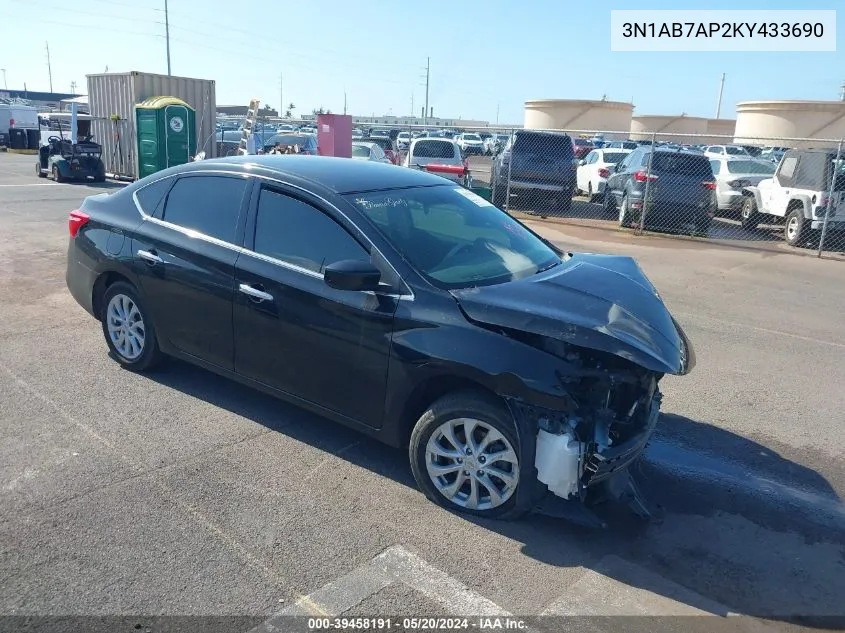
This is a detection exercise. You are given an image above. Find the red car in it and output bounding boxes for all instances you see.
[573,138,595,160]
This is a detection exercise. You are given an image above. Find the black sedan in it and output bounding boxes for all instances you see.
[65,156,695,520]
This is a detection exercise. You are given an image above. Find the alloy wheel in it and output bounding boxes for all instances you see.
[424,417,519,511]
[106,294,146,360]
[787,216,799,241]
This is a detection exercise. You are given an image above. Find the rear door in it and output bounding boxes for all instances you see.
[510,132,575,185]
[649,153,713,206]
[232,182,397,428]
[132,172,250,369]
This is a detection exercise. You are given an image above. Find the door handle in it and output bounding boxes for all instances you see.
[137,249,163,265]
[239,283,274,302]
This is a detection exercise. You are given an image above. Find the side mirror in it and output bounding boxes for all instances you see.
[324,259,382,292]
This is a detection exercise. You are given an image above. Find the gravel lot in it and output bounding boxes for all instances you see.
[1,152,843,632]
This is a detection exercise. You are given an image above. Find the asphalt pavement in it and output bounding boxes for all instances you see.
[1,152,843,632]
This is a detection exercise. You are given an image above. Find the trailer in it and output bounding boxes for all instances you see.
[86,71,217,180]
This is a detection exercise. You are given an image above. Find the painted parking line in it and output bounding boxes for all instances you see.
[250,545,510,633]
[540,554,733,617]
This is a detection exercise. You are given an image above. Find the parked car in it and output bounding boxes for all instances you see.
[404,138,468,184]
[738,145,763,158]
[262,134,319,155]
[703,145,751,158]
[370,129,390,139]
[484,134,511,155]
[740,148,845,246]
[760,146,788,164]
[65,155,694,520]
[708,158,775,214]
[455,132,484,155]
[572,138,595,160]
[576,148,633,201]
[351,141,392,163]
[352,128,365,139]
[604,147,716,236]
[490,130,577,215]
[395,131,412,149]
[365,136,400,165]
[604,141,639,150]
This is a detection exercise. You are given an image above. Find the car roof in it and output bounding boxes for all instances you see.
[171,155,448,194]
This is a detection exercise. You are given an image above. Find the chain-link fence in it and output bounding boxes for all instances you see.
[478,127,845,258]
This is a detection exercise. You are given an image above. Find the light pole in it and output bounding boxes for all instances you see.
[164,0,172,75]
[0,69,6,90]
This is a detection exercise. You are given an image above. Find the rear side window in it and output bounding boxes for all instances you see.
[135,177,174,216]
[352,145,371,158]
[650,153,713,178]
[253,189,368,273]
[413,140,457,159]
[162,175,248,243]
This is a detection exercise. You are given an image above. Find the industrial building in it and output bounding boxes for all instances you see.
[630,115,737,144]
[0,89,81,112]
[523,99,633,137]
[733,100,845,148]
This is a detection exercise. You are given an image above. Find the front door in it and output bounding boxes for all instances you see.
[132,172,251,369]
[233,184,397,428]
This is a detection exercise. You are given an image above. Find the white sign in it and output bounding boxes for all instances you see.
[169,116,184,133]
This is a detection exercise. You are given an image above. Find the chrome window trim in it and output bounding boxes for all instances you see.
[131,169,414,300]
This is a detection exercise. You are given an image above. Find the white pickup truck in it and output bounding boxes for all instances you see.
[740,148,845,247]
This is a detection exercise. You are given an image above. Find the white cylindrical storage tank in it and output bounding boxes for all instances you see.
[704,118,736,145]
[630,115,709,144]
[524,99,632,138]
[734,101,845,148]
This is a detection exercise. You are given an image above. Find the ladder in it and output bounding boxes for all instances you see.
[236,98,261,155]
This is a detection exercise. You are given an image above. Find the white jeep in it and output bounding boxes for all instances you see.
[740,148,845,247]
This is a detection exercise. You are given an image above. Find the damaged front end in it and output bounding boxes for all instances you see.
[506,341,667,524]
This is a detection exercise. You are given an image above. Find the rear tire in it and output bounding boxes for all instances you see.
[36,162,46,178]
[100,281,162,372]
[740,196,759,230]
[785,208,811,247]
[52,165,64,183]
[409,391,526,520]
[603,190,616,218]
[619,194,633,228]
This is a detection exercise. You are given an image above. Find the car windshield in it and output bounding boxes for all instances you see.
[371,130,389,137]
[266,134,309,147]
[398,133,410,139]
[464,134,481,141]
[413,140,456,158]
[514,132,573,157]
[650,153,713,177]
[346,186,560,289]
[573,139,592,146]
[602,152,628,164]
[725,160,775,175]
[724,146,748,156]
[351,145,371,158]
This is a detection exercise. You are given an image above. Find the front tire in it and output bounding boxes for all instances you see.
[586,182,595,202]
[36,162,46,178]
[100,281,162,371]
[619,194,633,228]
[740,196,759,230]
[409,391,524,520]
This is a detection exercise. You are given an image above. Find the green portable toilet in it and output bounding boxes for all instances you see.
[135,96,197,179]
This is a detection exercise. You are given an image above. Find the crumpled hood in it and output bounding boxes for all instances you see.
[451,252,694,375]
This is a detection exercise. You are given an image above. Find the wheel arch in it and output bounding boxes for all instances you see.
[787,196,813,219]
[91,270,137,321]
[398,375,506,448]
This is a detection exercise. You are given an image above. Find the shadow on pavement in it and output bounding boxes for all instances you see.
[145,361,845,629]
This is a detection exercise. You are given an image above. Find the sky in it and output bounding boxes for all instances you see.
[1,0,842,125]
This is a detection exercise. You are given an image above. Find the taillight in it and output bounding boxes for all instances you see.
[633,170,658,182]
[598,168,610,178]
[702,181,717,190]
[68,209,90,237]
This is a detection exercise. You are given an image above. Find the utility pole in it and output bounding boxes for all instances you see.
[164,0,172,75]
[423,57,430,126]
[45,42,53,92]
[0,68,6,90]
[344,90,347,115]
[840,80,845,101]
[280,73,283,117]
[495,103,499,126]
[410,91,414,119]
[70,81,77,95]
[715,72,726,119]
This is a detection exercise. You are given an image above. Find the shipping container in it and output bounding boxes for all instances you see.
[86,71,217,179]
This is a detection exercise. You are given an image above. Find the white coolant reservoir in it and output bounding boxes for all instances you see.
[534,430,583,499]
